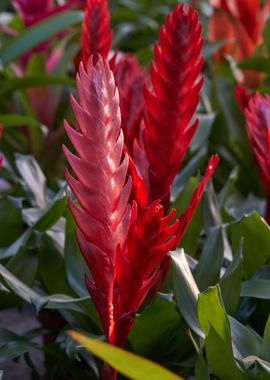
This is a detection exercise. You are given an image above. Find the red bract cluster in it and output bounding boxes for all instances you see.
[81,0,112,66]
[142,4,204,205]
[111,54,146,156]
[64,3,219,379]
[239,92,270,223]
[208,0,269,87]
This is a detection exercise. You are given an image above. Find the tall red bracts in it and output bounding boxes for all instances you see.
[237,91,270,224]
[64,4,219,379]
[81,0,112,67]
[142,4,204,206]
[208,0,269,88]
[63,57,180,379]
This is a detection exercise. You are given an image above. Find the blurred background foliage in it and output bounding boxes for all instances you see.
[0,0,270,379]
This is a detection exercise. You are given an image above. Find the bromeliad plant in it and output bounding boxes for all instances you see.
[64,3,218,378]
[3,1,270,380]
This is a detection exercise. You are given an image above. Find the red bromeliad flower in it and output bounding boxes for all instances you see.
[239,92,270,223]
[208,0,269,88]
[141,4,204,206]
[63,56,218,379]
[64,4,219,379]
[81,0,112,67]
[64,57,180,379]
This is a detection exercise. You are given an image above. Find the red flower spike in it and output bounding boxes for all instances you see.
[63,57,131,343]
[243,94,270,223]
[81,0,112,67]
[209,0,269,87]
[110,53,146,155]
[143,4,204,204]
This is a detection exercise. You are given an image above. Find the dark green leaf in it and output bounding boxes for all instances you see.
[227,212,270,277]
[197,286,250,380]
[170,250,203,338]
[220,240,243,315]
[0,11,83,66]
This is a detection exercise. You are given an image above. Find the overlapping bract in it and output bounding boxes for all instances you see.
[143,4,204,204]
[81,0,112,66]
[241,93,270,222]
[64,58,131,342]
[110,54,146,156]
[208,0,269,87]
[64,58,179,352]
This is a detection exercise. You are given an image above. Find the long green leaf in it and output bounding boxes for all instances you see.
[69,331,183,380]
[0,11,83,66]
[197,286,250,380]
[0,76,75,97]
[171,249,204,338]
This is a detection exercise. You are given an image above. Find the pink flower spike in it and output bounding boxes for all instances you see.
[63,57,131,344]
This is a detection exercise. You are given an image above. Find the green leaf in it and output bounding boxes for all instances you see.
[38,234,75,296]
[197,286,250,380]
[191,113,216,153]
[64,210,89,297]
[0,340,39,363]
[220,240,243,315]
[0,76,75,97]
[239,57,270,73]
[195,355,210,380]
[32,188,67,232]
[0,197,23,247]
[262,315,270,362]
[15,154,47,208]
[172,177,202,256]
[227,212,270,277]
[129,295,183,360]
[218,167,239,209]
[0,264,89,313]
[170,250,203,338]
[0,11,83,66]
[171,147,206,202]
[69,331,183,380]
[194,227,225,291]
[229,317,262,359]
[0,114,41,128]
[241,280,270,299]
